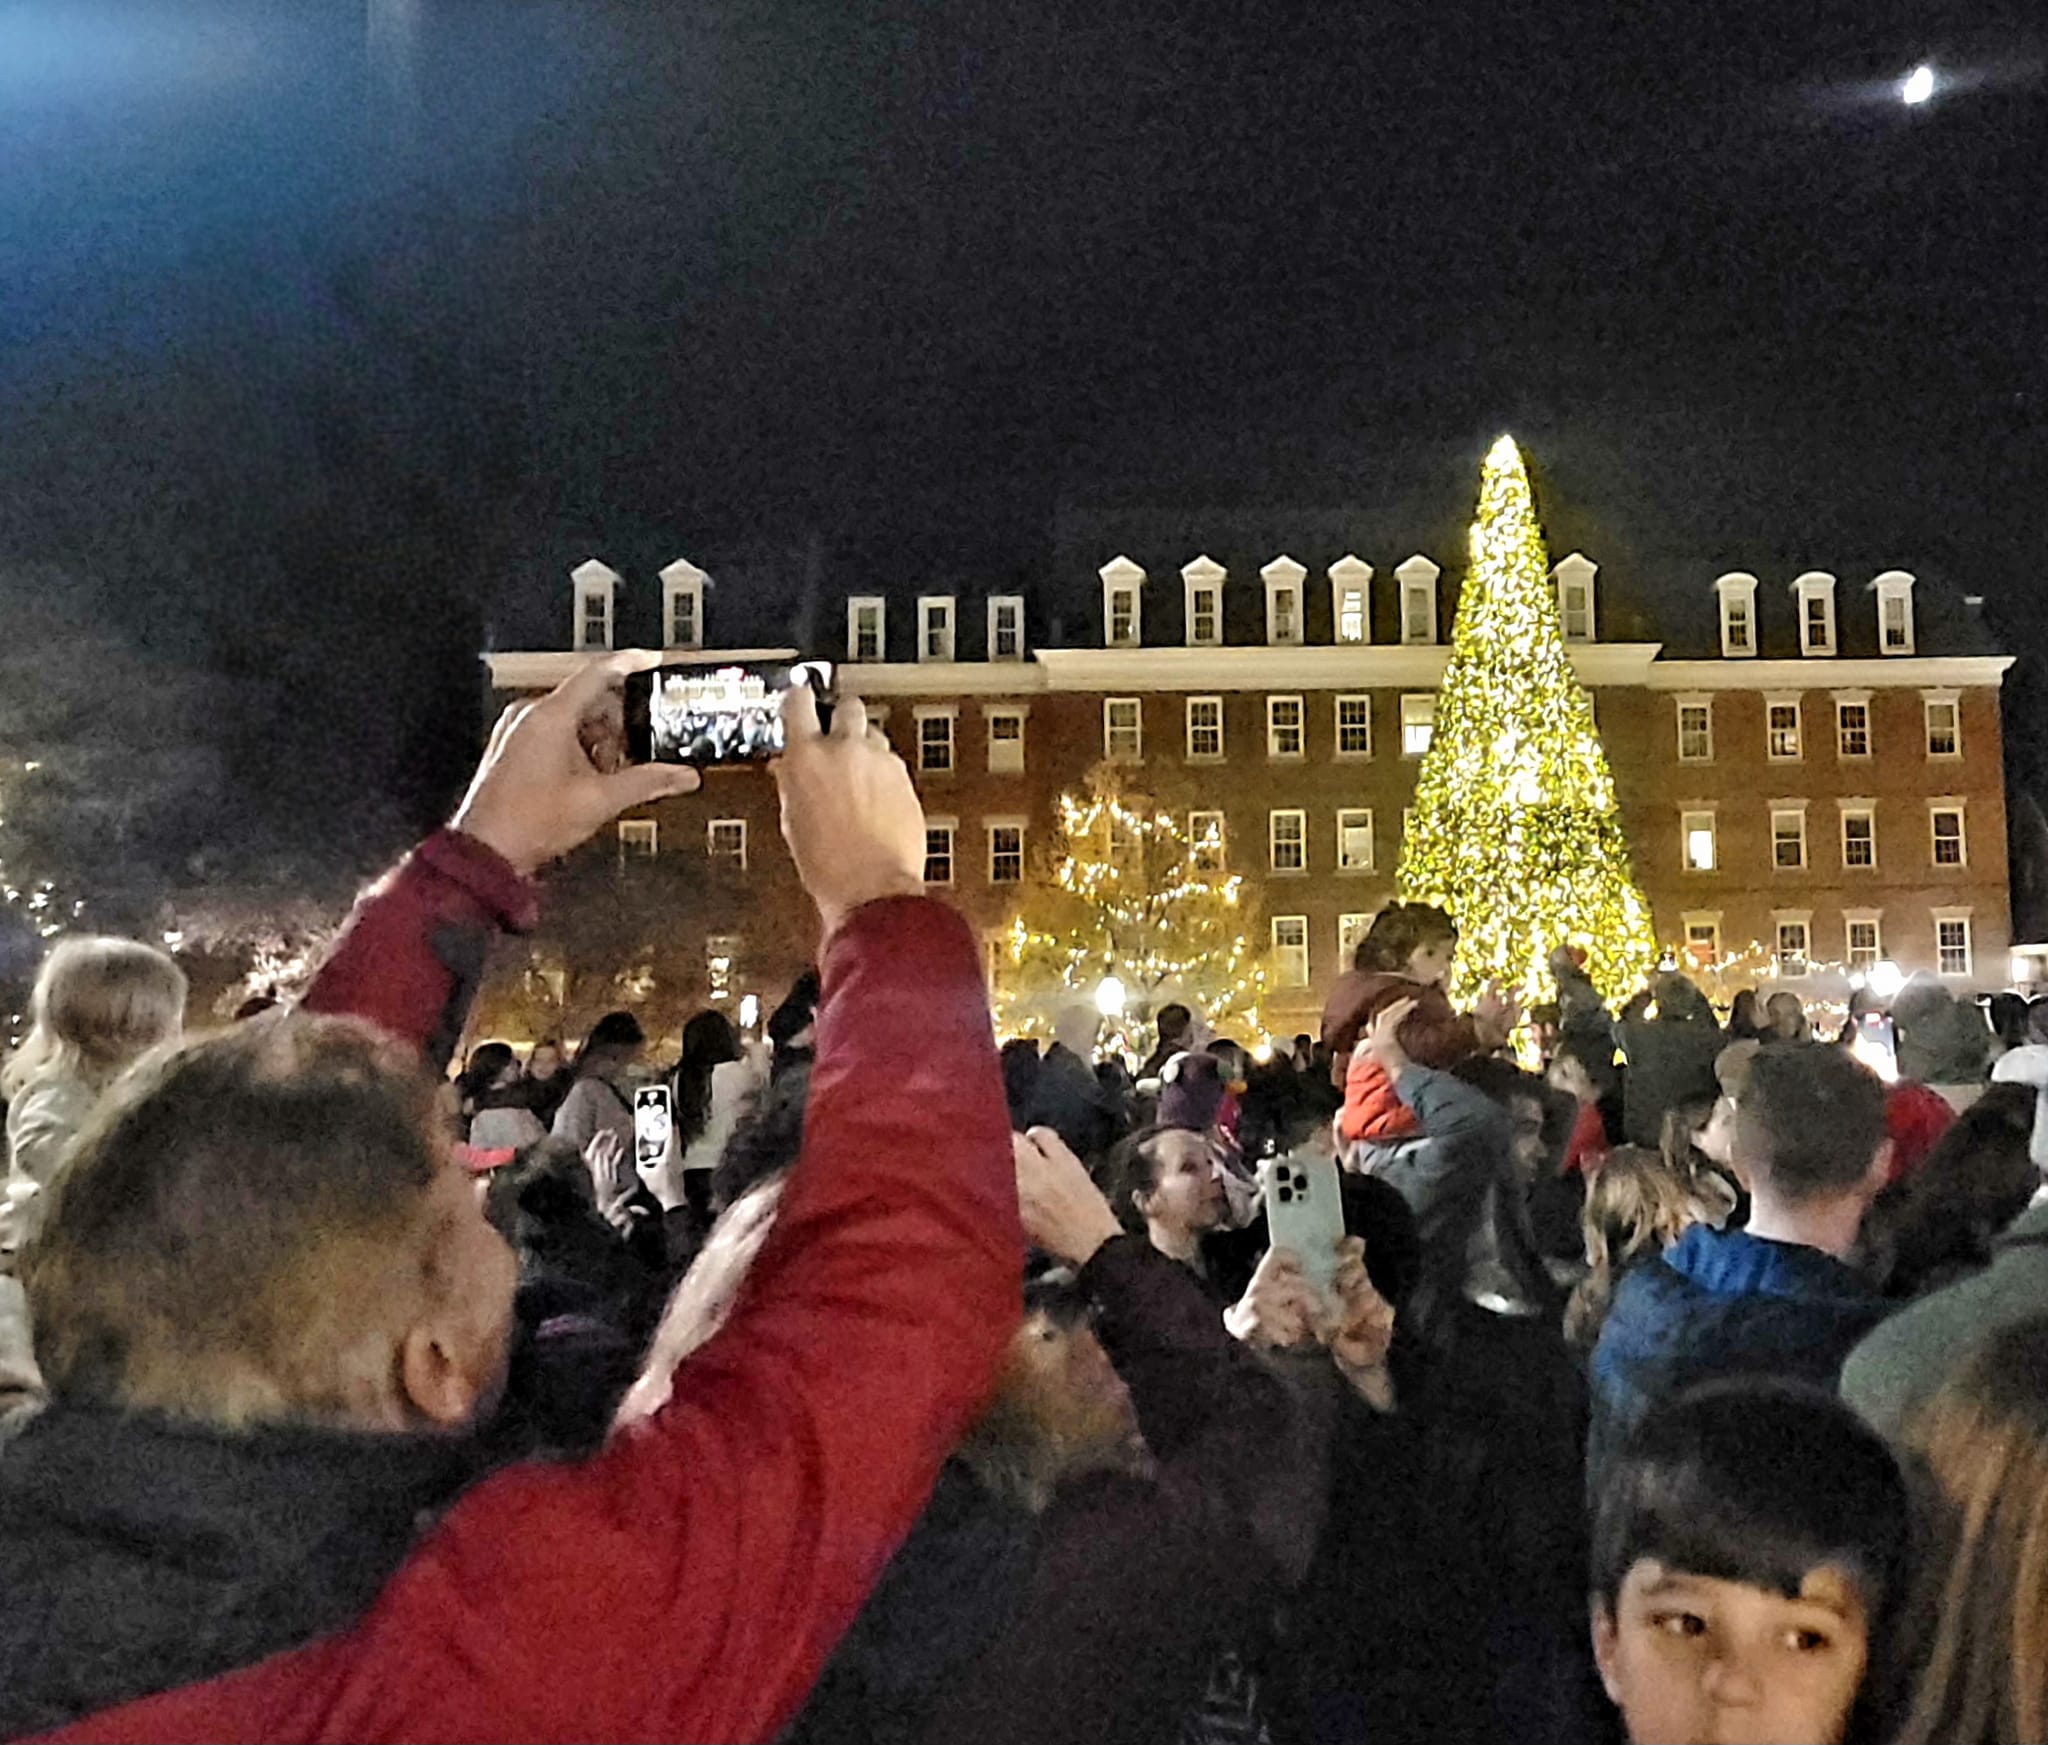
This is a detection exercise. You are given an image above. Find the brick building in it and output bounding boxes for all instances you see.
[484,543,2012,1040]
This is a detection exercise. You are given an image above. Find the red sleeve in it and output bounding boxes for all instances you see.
[43,898,1021,1745]
[299,830,539,1073]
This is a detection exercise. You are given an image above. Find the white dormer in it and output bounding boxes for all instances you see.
[918,595,956,663]
[1714,572,1760,659]
[1396,555,1441,646]
[1794,571,1838,657]
[1553,552,1597,643]
[571,559,621,652]
[1872,569,1916,656]
[1262,555,1307,646]
[1181,555,1225,648]
[660,557,707,650]
[1329,555,1373,644]
[1101,556,1145,648]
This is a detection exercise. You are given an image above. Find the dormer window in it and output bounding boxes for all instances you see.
[1714,573,1759,659]
[1262,555,1306,647]
[571,559,621,652]
[988,596,1024,661]
[661,558,707,650]
[1397,555,1441,646]
[918,596,955,663]
[847,596,886,663]
[1554,553,1597,643]
[1100,556,1145,648]
[1873,570,1916,655]
[1794,572,1837,656]
[1182,555,1224,649]
[1329,556,1372,644]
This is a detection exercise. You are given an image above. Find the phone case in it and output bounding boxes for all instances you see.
[1258,1152,1347,1300]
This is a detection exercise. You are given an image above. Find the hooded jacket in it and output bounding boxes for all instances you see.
[1324,973,1481,1143]
[1588,1225,1888,1484]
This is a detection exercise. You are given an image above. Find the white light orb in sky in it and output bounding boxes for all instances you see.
[1902,65,1935,105]
[1094,975,1127,1017]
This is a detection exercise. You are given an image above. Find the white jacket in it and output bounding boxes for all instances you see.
[2,1073,101,1255]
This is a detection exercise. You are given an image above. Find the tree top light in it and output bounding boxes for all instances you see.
[1902,65,1935,105]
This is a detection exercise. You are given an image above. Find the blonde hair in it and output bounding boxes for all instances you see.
[1565,1144,1727,1349]
[23,1015,452,1429]
[1898,1317,2048,1745]
[2,936,186,1099]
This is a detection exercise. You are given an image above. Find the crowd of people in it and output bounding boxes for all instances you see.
[0,650,2045,1742]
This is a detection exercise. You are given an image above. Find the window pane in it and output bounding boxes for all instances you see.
[1927,703,1959,757]
[1188,698,1223,759]
[1189,811,1226,872]
[1726,602,1751,650]
[1777,924,1810,977]
[1773,813,1806,870]
[1837,704,1869,758]
[1401,695,1435,756]
[1932,811,1965,865]
[1768,704,1801,759]
[708,820,747,871]
[1272,917,1310,988]
[1938,920,1971,976]
[1338,592,1366,643]
[1338,809,1374,871]
[1847,921,1880,967]
[923,827,954,885]
[1269,697,1303,757]
[1679,704,1711,761]
[1683,815,1716,872]
[990,826,1023,883]
[1843,814,1875,868]
[1273,588,1298,642]
[1271,811,1306,872]
[1337,697,1372,756]
[918,715,953,772]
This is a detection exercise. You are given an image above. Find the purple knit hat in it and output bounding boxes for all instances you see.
[1157,1049,1227,1132]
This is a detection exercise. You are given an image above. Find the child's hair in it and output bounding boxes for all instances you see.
[1659,1098,1741,1222]
[2,936,187,1099]
[1565,1145,1724,1350]
[1353,902,1458,973]
[1592,1379,1910,1621]
[1900,1316,2048,1745]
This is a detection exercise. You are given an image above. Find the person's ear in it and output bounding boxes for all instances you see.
[1130,1185,1151,1220]
[1864,1138,1896,1196]
[1590,1598,1625,1707]
[399,1321,488,1430]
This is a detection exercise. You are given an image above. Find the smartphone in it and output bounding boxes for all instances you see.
[1258,1149,1347,1304]
[624,660,835,766]
[633,1084,673,1171]
[1850,1012,1899,1083]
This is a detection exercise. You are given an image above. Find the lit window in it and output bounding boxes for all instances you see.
[1560,577,1593,642]
[1107,586,1139,647]
[1841,809,1876,869]
[1270,809,1307,874]
[1338,913,1372,964]
[1883,592,1911,651]
[1336,808,1374,873]
[706,935,740,1003]
[1925,698,1961,758]
[919,597,955,663]
[988,823,1024,884]
[1336,695,1373,758]
[1188,811,1226,873]
[986,709,1025,773]
[1776,921,1810,978]
[617,819,658,859]
[1837,701,1871,759]
[1189,586,1221,647]
[848,598,885,663]
[1400,571,1437,645]
[1682,811,1717,873]
[917,713,955,773]
[923,822,955,886]
[1724,597,1752,653]
[708,819,748,872]
[1186,697,1224,761]
[989,596,1025,661]
[1685,918,1722,963]
[1847,919,1881,969]
[1797,575,1837,656]
[1104,698,1143,762]
[1337,590,1367,643]
[1677,700,1713,763]
[1937,917,1973,978]
[1931,807,1967,867]
[1767,701,1802,761]
[1400,694,1435,757]
[1772,809,1808,871]
[1272,916,1310,989]
[1267,695,1304,759]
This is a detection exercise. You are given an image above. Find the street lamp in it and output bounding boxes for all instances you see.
[1094,975,1127,1018]
[1868,960,1905,999]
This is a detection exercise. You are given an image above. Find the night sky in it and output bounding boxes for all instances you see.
[2,0,2044,838]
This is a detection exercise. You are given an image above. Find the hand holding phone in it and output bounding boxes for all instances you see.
[625,661,836,766]
[1258,1150,1348,1306]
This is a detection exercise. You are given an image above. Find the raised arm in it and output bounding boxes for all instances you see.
[302,652,697,1070]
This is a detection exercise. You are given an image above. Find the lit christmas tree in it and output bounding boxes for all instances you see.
[1397,435,1659,1006]
[1000,766,1271,1055]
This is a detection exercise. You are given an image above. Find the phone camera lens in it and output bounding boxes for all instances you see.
[1277,1187,1294,1203]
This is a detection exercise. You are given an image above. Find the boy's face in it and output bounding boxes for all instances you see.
[1592,1558,1871,1745]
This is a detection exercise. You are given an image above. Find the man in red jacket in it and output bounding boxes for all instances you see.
[8,657,1021,1743]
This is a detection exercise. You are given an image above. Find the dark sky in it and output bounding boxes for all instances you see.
[2,0,2044,828]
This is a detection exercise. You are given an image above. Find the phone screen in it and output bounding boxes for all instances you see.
[624,661,835,766]
[1850,1013,1899,1083]
[633,1085,673,1169]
